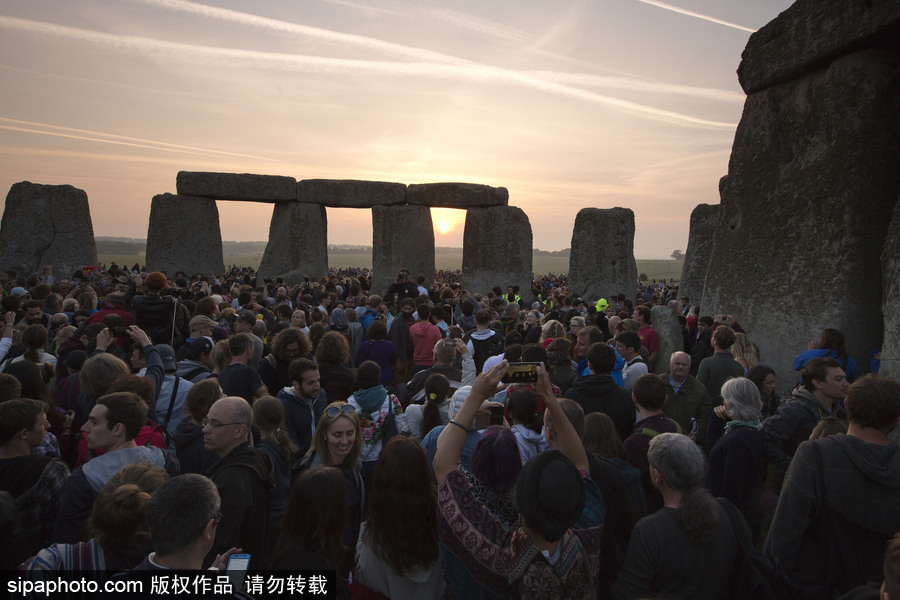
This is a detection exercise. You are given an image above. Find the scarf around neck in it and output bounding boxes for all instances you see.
[354,385,387,415]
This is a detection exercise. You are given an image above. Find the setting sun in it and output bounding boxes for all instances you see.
[431,208,465,238]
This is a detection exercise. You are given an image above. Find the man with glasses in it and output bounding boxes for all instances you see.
[203,396,274,569]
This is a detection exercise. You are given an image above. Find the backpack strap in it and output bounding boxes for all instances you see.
[162,376,179,432]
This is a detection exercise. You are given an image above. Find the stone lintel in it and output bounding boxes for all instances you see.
[406,183,509,208]
[176,171,297,202]
[297,179,407,207]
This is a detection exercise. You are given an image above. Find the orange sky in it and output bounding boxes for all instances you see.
[0,0,794,257]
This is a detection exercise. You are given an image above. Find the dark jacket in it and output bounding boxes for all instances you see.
[276,387,328,457]
[52,445,179,544]
[257,355,291,396]
[172,419,219,475]
[206,442,275,570]
[762,388,842,471]
[564,374,635,443]
[660,374,713,445]
[132,294,181,346]
[765,435,900,600]
[689,330,712,376]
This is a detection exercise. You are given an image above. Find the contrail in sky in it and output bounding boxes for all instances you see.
[0,16,736,130]
[316,0,529,43]
[123,0,743,102]
[629,0,757,33]
[120,0,471,65]
[0,117,278,161]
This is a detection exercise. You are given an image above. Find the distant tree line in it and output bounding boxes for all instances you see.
[96,238,573,256]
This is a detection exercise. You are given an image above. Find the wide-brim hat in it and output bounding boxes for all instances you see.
[516,449,585,542]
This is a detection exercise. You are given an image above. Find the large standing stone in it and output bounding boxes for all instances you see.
[176,172,297,202]
[462,206,532,297]
[406,183,509,208]
[0,182,97,280]
[568,208,637,303]
[371,205,435,297]
[702,49,900,390]
[737,0,900,94]
[651,305,683,375]
[680,203,720,309]
[257,203,328,284]
[298,180,406,207]
[880,195,900,380]
[145,194,223,276]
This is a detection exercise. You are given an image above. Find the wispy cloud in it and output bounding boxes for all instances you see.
[122,1,743,103]
[521,71,744,102]
[316,0,529,43]
[629,0,756,33]
[0,117,278,161]
[121,0,473,65]
[0,15,736,130]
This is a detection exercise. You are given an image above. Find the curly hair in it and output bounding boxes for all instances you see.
[271,328,311,363]
[315,331,350,366]
[363,437,438,572]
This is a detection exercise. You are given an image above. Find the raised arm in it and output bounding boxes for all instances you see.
[536,363,588,473]
[433,360,507,484]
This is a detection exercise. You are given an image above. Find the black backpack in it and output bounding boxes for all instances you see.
[719,498,798,600]
[467,331,504,374]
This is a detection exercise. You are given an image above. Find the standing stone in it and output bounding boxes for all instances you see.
[0,182,97,280]
[406,183,509,208]
[568,208,637,303]
[176,171,297,202]
[880,195,900,380]
[146,194,223,276]
[680,203,721,309]
[701,48,900,390]
[257,203,328,284]
[651,306,683,375]
[462,206,532,297]
[298,180,406,208]
[737,0,900,94]
[371,205,435,297]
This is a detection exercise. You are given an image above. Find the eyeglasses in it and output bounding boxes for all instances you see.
[201,418,244,428]
[324,404,356,418]
[213,511,223,525]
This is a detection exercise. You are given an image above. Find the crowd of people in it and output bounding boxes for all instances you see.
[0,262,898,600]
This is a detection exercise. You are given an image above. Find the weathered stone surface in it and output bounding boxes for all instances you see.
[738,0,900,94]
[702,49,900,390]
[462,206,532,297]
[0,182,97,279]
[145,194,223,276]
[406,183,509,208]
[257,203,328,284]
[680,203,720,310]
[297,179,407,208]
[880,195,900,381]
[651,305,684,375]
[371,205,435,296]
[176,171,297,202]
[568,208,637,302]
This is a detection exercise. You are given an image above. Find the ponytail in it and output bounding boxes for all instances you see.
[421,374,450,436]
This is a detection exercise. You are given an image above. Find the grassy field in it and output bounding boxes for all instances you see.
[98,252,683,282]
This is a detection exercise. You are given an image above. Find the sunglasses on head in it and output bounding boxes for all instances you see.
[325,404,356,418]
